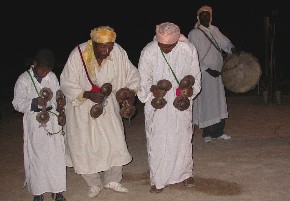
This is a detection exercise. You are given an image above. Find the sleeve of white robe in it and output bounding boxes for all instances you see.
[60,46,89,106]
[12,72,34,113]
[137,43,155,103]
[212,26,235,54]
[186,41,202,100]
[115,45,141,93]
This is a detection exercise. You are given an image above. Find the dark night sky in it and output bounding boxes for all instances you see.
[1,1,289,99]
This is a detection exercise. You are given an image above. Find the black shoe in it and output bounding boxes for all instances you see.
[149,185,163,193]
[51,192,66,201]
[182,176,195,187]
[33,194,44,201]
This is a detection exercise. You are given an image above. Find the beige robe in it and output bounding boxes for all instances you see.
[60,42,140,174]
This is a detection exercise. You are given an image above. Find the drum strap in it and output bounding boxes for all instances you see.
[200,43,211,62]
[198,28,223,55]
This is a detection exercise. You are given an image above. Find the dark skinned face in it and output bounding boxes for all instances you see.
[158,42,178,54]
[199,11,211,28]
[92,41,114,60]
[33,61,51,78]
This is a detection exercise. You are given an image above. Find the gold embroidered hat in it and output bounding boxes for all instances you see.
[90,26,116,43]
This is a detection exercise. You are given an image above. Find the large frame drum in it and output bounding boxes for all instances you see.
[221,51,261,93]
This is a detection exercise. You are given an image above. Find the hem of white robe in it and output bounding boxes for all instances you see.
[28,185,66,196]
[193,113,228,128]
[153,173,192,190]
[71,156,132,175]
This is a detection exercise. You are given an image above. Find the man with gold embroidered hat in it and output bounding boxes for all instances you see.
[137,22,201,193]
[60,26,140,198]
[188,5,236,143]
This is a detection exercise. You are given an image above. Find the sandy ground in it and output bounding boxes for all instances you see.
[1,95,290,201]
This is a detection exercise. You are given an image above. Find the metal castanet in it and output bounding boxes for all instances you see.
[58,108,66,127]
[116,87,134,104]
[36,87,53,125]
[40,87,53,102]
[150,85,167,98]
[90,83,112,119]
[179,75,195,90]
[116,87,137,118]
[157,79,172,91]
[151,97,167,109]
[56,90,66,107]
[36,110,50,125]
[120,105,136,119]
[90,104,103,119]
[101,83,112,97]
[173,96,190,111]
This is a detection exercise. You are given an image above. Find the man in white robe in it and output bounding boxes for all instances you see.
[60,26,140,198]
[12,49,66,201]
[137,22,201,192]
[188,5,236,143]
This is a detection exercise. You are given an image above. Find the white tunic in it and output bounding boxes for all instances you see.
[12,67,66,195]
[188,25,235,128]
[137,40,201,189]
[60,42,140,174]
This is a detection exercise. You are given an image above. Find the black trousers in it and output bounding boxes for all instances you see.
[203,119,225,138]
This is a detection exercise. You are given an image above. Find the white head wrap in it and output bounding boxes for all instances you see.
[195,5,213,28]
[155,22,181,44]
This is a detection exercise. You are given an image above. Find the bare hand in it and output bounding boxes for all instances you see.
[206,68,220,78]
[122,95,135,107]
[57,97,66,108]
[84,91,105,104]
[180,87,193,97]
[150,85,166,98]
[36,97,47,107]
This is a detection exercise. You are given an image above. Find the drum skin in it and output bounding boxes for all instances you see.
[221,51,261,93]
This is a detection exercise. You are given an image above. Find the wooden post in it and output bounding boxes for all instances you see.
[263,17,270,104]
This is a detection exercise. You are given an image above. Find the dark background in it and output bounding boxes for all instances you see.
[1,1,289,101]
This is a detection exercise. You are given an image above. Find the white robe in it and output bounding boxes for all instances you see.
[12,67,66,195]
[137,40,201,189]
[188,25,235,128]
[60,42,140,174]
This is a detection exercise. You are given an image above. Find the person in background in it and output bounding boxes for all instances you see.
[188,5,237,143]
[60,26,140,199]
[12,48,66,201]
[137,22,201,193]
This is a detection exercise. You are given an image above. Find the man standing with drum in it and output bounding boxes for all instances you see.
[188,5,237,143]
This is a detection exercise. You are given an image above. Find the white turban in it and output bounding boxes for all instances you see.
[195,5,213,28]
[197,5,212,16]
[155,22,181,44]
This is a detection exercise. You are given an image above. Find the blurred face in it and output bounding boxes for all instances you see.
[158,42,177,54]
[33,62,51,78]
[93,41,114,60]
[199,11,211,27]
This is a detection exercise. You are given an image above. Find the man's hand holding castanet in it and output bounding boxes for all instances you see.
[83,91,105,104]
